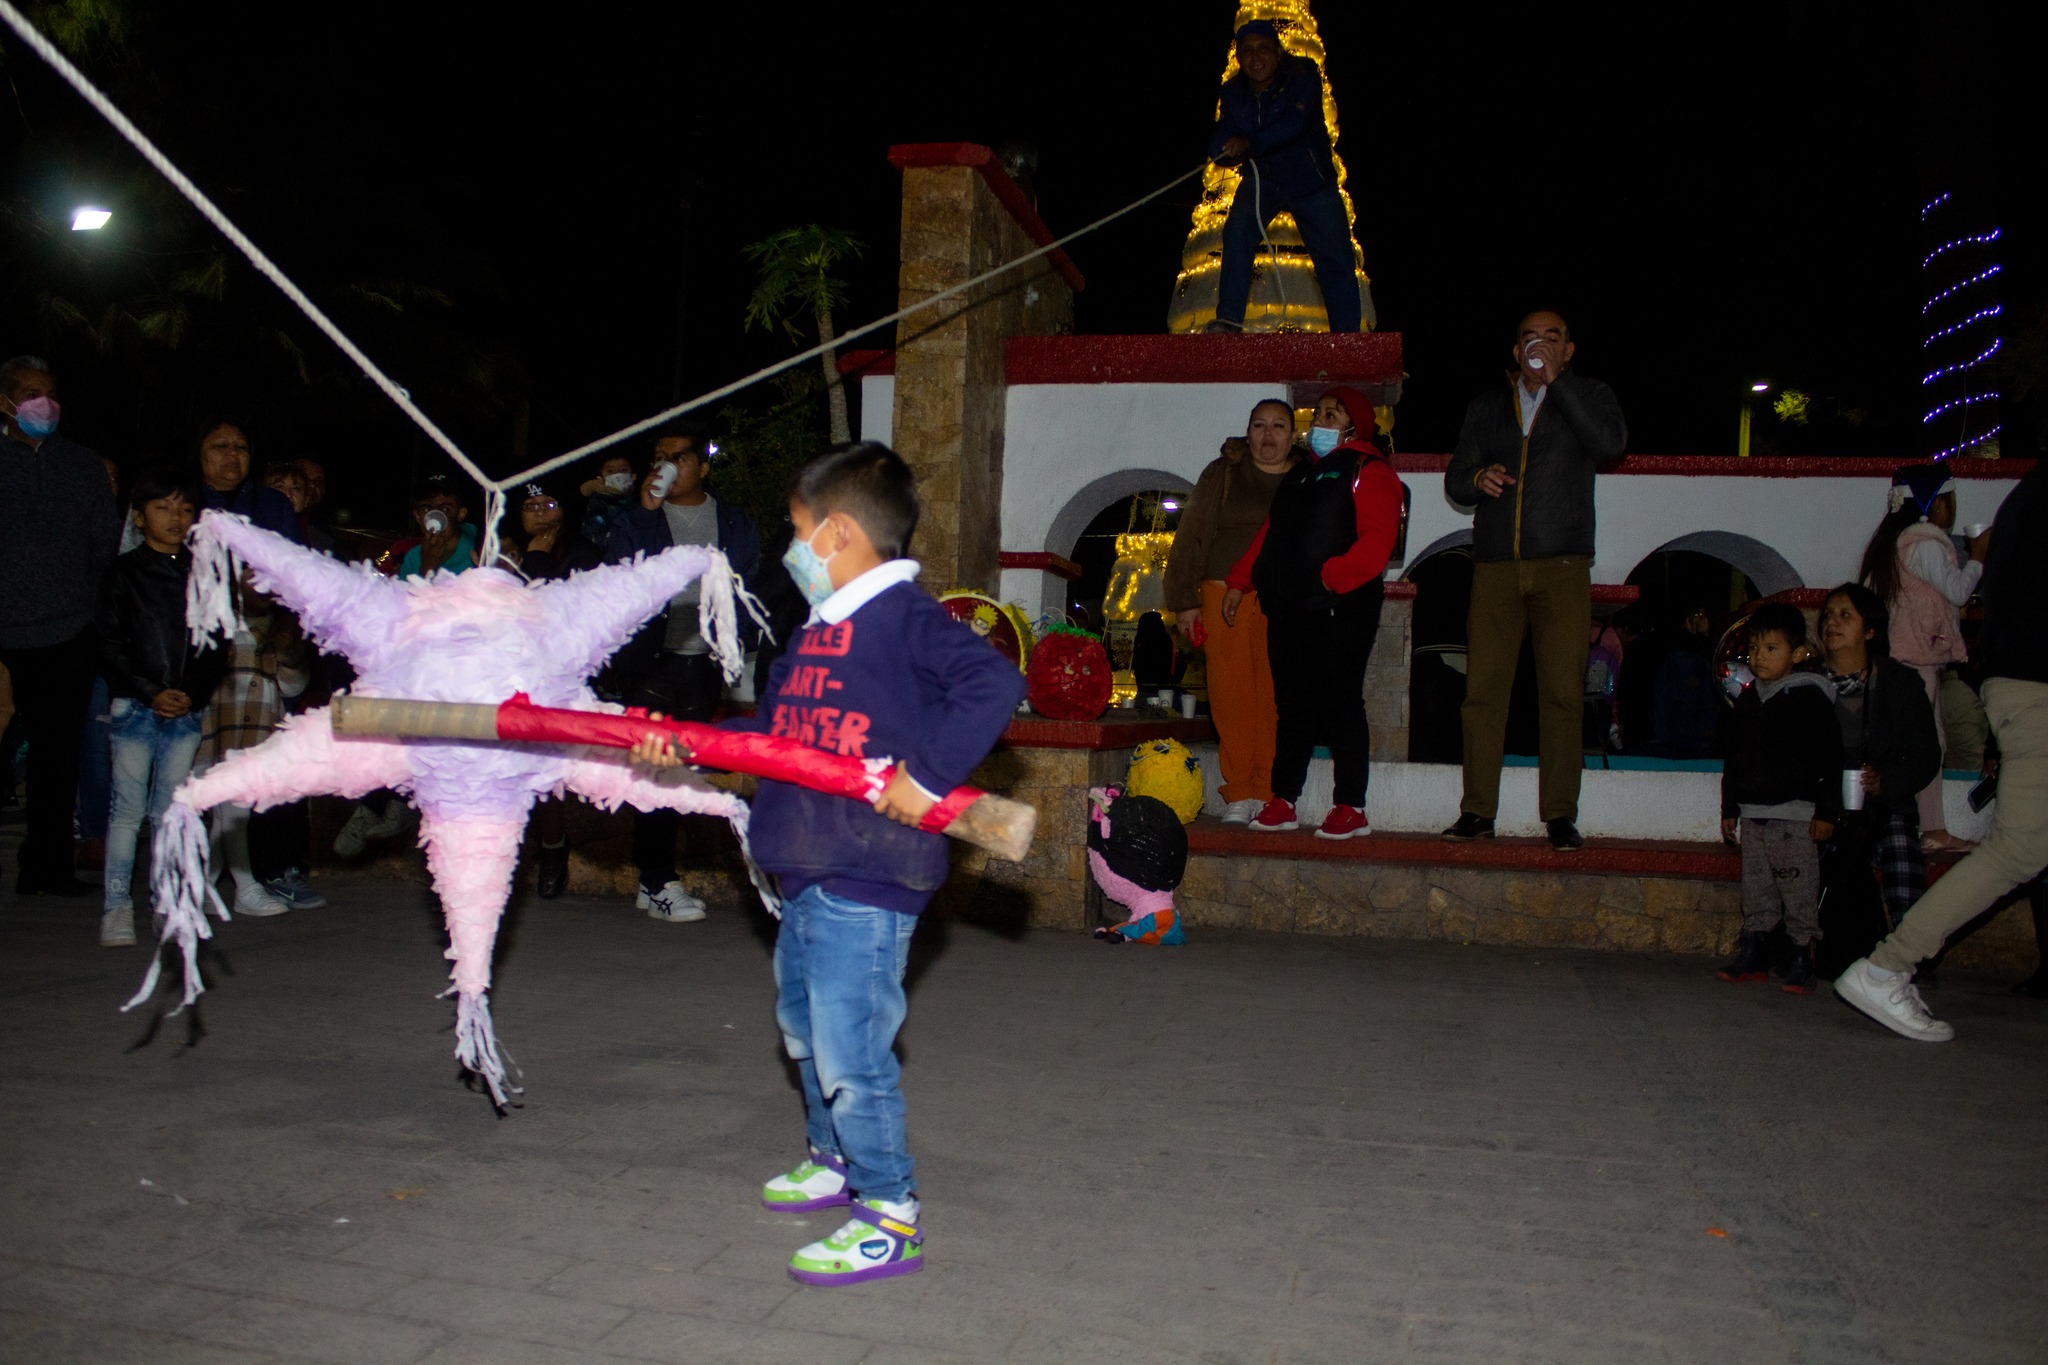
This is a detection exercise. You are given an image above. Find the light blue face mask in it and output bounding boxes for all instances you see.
[1306,425,1344,456]
[783,525,840,606]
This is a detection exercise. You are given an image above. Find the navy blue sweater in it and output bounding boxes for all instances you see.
[728,579,1025,914]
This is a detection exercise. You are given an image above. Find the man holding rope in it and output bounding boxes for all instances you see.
[1205,19,1361,334]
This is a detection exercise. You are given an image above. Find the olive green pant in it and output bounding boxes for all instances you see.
[1459,556,1592,822]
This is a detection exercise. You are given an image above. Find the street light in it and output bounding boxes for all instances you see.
[1738,380,1771,458]
[70,207,111,231]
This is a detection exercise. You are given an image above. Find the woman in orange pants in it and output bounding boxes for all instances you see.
[1163,401,1299,822]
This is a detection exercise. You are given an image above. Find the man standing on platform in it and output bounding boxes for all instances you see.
[1441,312,1627,851]
[1204,19,1360,334]
[0,355,120,894]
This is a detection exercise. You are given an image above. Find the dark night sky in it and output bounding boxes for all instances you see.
[3,1,2036,494]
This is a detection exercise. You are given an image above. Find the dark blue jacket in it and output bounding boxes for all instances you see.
[202,480,300,544]
[1207,56,1334,203]
[605,495,763,672]
[728,579,1026,914]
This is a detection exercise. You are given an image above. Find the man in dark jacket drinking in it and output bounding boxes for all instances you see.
[1442,312,1628,850]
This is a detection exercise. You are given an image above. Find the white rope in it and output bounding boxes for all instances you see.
[0,0,494,493]
[3,0,1202,501]
[493,159,1207,489]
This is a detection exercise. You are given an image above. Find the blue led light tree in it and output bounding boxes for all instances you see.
[1919,193,2002,460]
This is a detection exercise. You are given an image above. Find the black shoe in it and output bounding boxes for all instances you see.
[537,841,568,900]
[16,870,96,897]
[1546,818,1585,851]
[1716,930,1770,983]
[1442,814,1495,842]
[1781,942,1817,994]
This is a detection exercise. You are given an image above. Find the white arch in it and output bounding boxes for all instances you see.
[1036,467,1194,617]
[1633,531,1803,597]
[1403,529,1474,576]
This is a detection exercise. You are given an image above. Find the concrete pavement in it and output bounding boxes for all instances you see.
[3,859,2045,1363]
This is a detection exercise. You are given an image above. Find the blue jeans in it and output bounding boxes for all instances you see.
[773,885,919,1202]
[1216,181,1361,333]
[104,697,203,912]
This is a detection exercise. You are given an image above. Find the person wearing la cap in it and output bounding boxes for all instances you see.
[1442,311,1628,851]
[1857,462,1989,854]
[1220,384,1402,839]
[1203,19,1362,334]
[1836,458,2044,1041]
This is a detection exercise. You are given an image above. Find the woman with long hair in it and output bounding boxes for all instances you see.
[1858,464,1990,852]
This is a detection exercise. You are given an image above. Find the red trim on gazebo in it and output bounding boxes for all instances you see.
[999,551,1082,581]
[887,143,1086,293]
[1383,580,1637,602]
[1006,332,1403,386]
[835,349,896,377]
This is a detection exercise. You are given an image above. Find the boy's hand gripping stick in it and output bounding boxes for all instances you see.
[331,693,1037,862]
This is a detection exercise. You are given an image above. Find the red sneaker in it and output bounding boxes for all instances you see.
[1316,804,1369,840]
[1249,798,1298,832]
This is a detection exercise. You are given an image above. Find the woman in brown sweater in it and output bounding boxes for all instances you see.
[1164,399,1299,822]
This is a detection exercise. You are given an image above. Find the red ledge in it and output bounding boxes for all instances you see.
[1002,715,1216,751]
[1000,551,1081,580]
[1006,332,1403,386]
[1381,580,1637,602]
[835,349,895,377]
[1188,822,1742,881]
[1389,455,2030,478]
[888,143,1085,293]
[1769,588,1834,608]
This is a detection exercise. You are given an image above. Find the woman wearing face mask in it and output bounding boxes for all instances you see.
[1163,404,1300,823]
[1221,385,1404,838]
[1859,464,1991,852]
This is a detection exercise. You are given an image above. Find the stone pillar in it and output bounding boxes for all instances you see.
[889,145,1075,593]
[1365,596,1412,760]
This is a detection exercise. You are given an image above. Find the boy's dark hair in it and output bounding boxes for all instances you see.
[790,442,919,559]
[412,473,464,506]
[130,462,202,513]
[1824,582,1890,660]
[1745,601,1808,651]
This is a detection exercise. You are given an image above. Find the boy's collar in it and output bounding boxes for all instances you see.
[810,559,921,625]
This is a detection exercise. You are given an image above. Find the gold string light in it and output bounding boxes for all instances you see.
[1166,1,1370,335]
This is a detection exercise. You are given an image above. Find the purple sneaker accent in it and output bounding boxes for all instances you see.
[760,1149,853,1213]
[787,1203,924,1287]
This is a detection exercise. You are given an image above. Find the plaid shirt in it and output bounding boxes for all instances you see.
[196,600,302,771]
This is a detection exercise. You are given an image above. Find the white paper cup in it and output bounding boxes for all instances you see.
[1180,694,1198,719]
[1842,768,1866,812]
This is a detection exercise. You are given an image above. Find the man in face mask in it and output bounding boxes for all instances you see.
[0,354,121,895]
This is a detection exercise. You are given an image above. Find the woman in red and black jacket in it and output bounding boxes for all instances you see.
[1221,384,1403,839]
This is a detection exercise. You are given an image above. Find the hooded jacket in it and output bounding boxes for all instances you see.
[96,544,228,706]
[1206,55,1335,204]
[1445,370,1628,562]
[1227,431,1402,617]
[1721,672,1843,821]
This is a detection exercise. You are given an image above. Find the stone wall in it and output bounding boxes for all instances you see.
[893,163,1074,594]
[1366,596,1411,760]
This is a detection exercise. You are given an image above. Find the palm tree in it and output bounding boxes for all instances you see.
[741,226,864,445]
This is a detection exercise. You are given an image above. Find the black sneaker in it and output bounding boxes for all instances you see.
[1780,942,1817,994]
[1442,814,1495,842]
[1546,818,1585,851]
[1716,930,1769,983]
[537,841,569,900]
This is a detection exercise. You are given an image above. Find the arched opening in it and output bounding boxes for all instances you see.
[1040,468,1193,623]
[1404,537,1473,763]
[1613,532,1796,758]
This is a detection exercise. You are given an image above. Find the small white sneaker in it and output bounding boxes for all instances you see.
[1834,958,1954,1042]
[232,884,292,918]
[1219,798,1263,825]
[99,906,137,947]
[639,881,707,922]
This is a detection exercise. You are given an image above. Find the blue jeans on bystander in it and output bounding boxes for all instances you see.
[104,697,203,913]
[773,884,919,1204]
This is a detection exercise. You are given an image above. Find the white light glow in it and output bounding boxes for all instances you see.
[71,207,112,231]
[1750,382,1770,392]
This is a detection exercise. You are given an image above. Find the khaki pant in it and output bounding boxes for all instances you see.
[1871,678,2048,971]
[1460,556,1591,822]
[1201,580,1277,803]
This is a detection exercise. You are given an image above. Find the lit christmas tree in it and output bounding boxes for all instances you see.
[1166,1,1372,334]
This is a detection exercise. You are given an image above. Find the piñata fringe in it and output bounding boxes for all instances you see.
[126,800,230,1013]
[448,988,524,1107]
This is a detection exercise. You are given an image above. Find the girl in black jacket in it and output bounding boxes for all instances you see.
[1818,584,1942,929]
